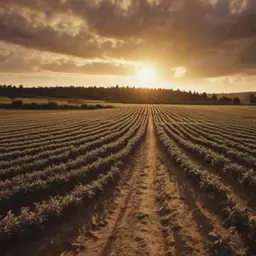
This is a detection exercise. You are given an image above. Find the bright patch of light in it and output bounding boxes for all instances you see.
[173,66,187,78]
[136,67,156,85]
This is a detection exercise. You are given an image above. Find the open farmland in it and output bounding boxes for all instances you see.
[0,106,256,256]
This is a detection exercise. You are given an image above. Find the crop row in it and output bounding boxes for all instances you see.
[154,116,256,250]
[0,107,138,160]
[0,105,145,142]
[167,107,256,143]
[0,106,141,134]
[169,106,256,134]
[0,108,136,153]
[0,111,106,138]
[0,116,147,214]
[0,116,147,249]
[160,109,256,168]
[173,121,256,168]
[0,166,119,249]
[157,116,256,196]
[0,111,143,181]
[1,114,79,134]
[176,121,256,157]
[160,106,256,151]
[165,106,256,136]
[0,107,134,145]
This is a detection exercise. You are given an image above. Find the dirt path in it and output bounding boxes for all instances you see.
[79,115,166,256]
[74,114,211,256]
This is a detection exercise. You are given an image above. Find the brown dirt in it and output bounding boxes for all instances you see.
[78,115,167,256]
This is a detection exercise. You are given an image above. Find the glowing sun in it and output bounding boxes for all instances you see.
[136,67,156,85]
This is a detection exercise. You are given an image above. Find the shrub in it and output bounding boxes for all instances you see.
[233,97,241,105]
[12,100,23,107]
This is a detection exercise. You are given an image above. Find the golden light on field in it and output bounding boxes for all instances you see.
[135,66,156,86]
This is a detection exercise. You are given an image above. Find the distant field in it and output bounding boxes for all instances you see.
[0,105,256,255]
[0,109,61,116]
[217,91,256,104]
[0,97,126,110]
[0,97,106,105]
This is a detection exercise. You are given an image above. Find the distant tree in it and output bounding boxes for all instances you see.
[9,95,16,100]
[218,96,232,104]
[202,92,208,102]
[249,94,256,104]
[46,101,58,109]
[30,102,40,109]
[1,85,248,105]
[188,91,193,101]
[190,91,197,102]
[211,94,218,102]
[233,97,241,105]
[12,100,23,107]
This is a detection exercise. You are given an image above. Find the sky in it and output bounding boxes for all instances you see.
[0,0,256,93]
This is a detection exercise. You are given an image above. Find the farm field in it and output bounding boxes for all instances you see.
[0,105,256,256]
[0,97,106,105]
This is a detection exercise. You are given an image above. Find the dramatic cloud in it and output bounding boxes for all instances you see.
[0,42,136,75]
[0,0,256,91]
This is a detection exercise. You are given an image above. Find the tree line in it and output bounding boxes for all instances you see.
[0,99,113,110]
[0,85,251,105]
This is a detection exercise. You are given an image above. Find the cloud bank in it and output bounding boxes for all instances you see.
[0,0,256,90]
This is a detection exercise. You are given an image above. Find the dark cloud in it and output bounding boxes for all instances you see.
[187,37,256,78]
[0,0,256,78]
[240,40,256,65]
[0,51,39,72]
[0,9,107,59]
[229,12,256,39]
[186,55,241,78]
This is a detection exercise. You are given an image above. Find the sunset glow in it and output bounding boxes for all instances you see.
[173,67,187,78]
[135,67,156,86]
[0,1,255,92]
